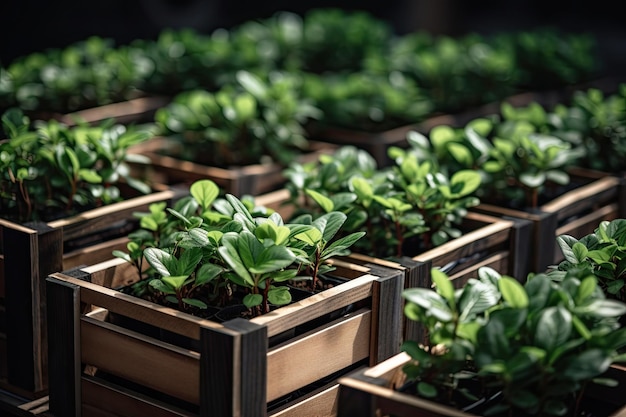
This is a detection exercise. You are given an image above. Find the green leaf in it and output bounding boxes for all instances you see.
[112,250,131,263]
[178,247,203,276]
[243,293,263,308]
[560,349,612,381]
[183,298,208,309]
[190,179,219,211]
[305,189,334,213]
[449,170,481,196]
[162,275,189,290]
[535,306,571,353]
[195,263,223,286]
[78,169,102,183]
[417,382,437,398]
[572,242,589,263]
[268,286,292,305]
[149,279,176,294]
[556,235,579,263]
[431,268,455,305]
[294,228,323,246]
[144,247,174,277]
[321,231,366,259]
[249,245,296,274]
[218,233,254,286]
[499,277,528,308]
[313,211,347,242]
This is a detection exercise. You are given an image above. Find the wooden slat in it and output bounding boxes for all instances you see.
[82,375,194,417]
[542,174,620,219]
[337,354,626,417]
[412,213,514,268]
[81,317,200,405]
[51,272,222,340]
[251,275,375,337]
[130,137,338,196]
[47,188,180,241]
[62,237,129,274]
[269,382,339,417]
[266,309,371,402]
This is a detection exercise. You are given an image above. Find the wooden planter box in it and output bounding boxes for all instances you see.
[0,183,187,399]
[45,256,405,417]
[307,78,623,169]
[128,137,339,197]
[254,188,533,344]
[472,168,626,273]
[336,352,626,417]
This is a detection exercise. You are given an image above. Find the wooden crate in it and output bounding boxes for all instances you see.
[336,353,626,417]
[254,188,533,344]
[307,78,624,169]
[0,183,187,399]
[45,256,405,417]
[129,137,339,197]
[472,168,626,273]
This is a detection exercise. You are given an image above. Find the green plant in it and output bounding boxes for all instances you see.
[551,86,626,173]
[0,36,149,115]
[399,110,585,209]
[114,178,364,318]
[283,145,481,258]
[298,8,394,74]
[154,69,321,167]
[375,31,519,113]
[492,28,599,89]
[0,108,152,222]
[552,219,626,303]
[401,265,626,416]
[130,27,270,95]
[302,70,433,131]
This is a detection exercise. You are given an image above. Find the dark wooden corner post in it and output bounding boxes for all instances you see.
[3,222,63,394]
[46,274,82,417]
[201,318,267,417]
[366,264,404,365]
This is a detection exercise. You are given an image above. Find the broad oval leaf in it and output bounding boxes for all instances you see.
[162,275,189,290]
[499,277,528,308]
[268,286,292,306]
[535,306,571,353]
[144,247,174,277]
[190,179,219,210]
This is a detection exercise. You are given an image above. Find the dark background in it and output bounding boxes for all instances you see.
[2,0,625,74]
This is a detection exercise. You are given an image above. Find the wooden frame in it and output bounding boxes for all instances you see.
[128,137,339,197]
[45,256,405,417]
[336,353,626,417]
[473,168,626,273]
[0,183,187,399]
[255,188,533,345]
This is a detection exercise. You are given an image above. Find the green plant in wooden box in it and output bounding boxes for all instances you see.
[0,107,153,223]
[552,218,626,303]
[0,36,149,117]
[492,28,599,90]
[130,26,272,96]
[298,8,394,74]
[302,70,433,133]
[549,85,626,174]
[372,265,626,416]
[283,145,481,259]
[114,178,365,317]
[399,113,584,209]
[153,69,321,169]
[374,31,519,113]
